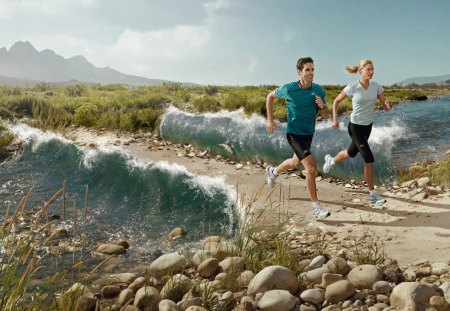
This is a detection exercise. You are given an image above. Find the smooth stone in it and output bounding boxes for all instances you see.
[300,288,324,305]
[373,280,391,294]
[300,267,331,285]
[326,257,351,276]
[247,265,299,295]
[347,265,383,289]
[324,280,355,304]
[197,257,219,278]
[149,252,187,279]
[257,290,298,311]
[159,299,179,311]
[160,274,193,302]
[134,286,160,309]
[219,256,245,274]
[96,244,126,255]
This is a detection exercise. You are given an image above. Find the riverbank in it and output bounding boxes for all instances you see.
[65,126,450,266]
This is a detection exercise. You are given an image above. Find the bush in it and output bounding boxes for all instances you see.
[192,96,221,113]
[64,85,88,97]
[74,103,99,127]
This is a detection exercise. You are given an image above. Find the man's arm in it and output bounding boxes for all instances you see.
[266,91,277,133]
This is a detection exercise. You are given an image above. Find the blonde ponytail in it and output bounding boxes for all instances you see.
[345,59,373,75]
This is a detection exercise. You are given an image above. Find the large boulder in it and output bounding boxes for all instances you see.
[390,282,437,310]
[247,265,298,295]
[149,252,187,279]
[347,265,383,289]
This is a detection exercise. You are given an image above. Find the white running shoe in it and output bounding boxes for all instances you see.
[368,191,386,206]
[265,166,278,187]
[323,154,334,173]
[312,202,330,220]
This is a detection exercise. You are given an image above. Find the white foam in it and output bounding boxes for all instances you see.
[9,123,72,152]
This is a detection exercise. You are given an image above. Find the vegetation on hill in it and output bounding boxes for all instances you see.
[1,83,448,134]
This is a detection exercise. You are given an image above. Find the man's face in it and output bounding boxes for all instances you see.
[298,62,314,83]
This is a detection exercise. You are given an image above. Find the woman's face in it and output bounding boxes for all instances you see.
[360,63,374,80]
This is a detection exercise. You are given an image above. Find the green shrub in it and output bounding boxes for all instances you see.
[222,92,247,111]
[64,85,88,97]
[192,95,221,113]
[429,155,450,187]
[74,103,99,127]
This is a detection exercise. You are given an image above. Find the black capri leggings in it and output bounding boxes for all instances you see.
[347,122,374,163]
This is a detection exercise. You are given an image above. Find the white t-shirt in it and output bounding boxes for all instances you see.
[344,81,384,125]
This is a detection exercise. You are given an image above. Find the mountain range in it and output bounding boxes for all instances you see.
[395,74,450,86]
[0,41,170,86]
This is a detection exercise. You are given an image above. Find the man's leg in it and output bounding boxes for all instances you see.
[275,154,301,174]
[301,155,318,201]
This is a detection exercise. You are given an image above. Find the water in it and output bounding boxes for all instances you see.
[1,125,237,265]
[1,96,448,267]
[161,96,450,183]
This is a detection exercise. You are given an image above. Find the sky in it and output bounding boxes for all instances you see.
[1,0,450,86]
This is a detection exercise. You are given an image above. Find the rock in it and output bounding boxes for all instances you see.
[299,266,331,284]
[197,257,219,278]
[326,257,351,276]
[257,290,298,311]
[128,276,146,293]
[440,282,450,303]
[247,266,298,295]
[160,274,193,302]
[61,283,97,311]
[432,262,450,276]
[101,285,121,298]
[373,280,391,294]
[134,286,160,309]
[219,257,245,274]
[403,269,417,282]
[401,180,418,188]
[347,265,383,289]
[368,303,388,311]
[122,306,139,311]
[110,273,138,284]
[203,236,221,245]
[325,280,355,304]
[159,299,179,311]
[430,295,450,311]
[321,273,344,288]
[169,227,186,239]
[417,177,431,187]
[307,255,326,269]
[96,244,127,255]
[390,282,437,310]
[185,306,208,311]
[117,240,130,249]
[149,252,187,279]
[300,288,324,305]
[118,288,135,307]
[192,250,215,267]
[237,270,255,288]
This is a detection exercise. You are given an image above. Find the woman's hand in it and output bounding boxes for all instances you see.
[332,120,339,128]
[384,100,392,110]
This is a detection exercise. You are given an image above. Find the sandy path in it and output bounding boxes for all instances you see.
[67,127,450,265]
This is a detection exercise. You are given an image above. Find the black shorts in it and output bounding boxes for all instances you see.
[286,133,313,160]
[347,122,374,163]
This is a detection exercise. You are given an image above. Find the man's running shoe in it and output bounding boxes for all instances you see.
[312,202,330,220]
[323,154,334,173]
[368,191,386,206]
[265,166,278,187]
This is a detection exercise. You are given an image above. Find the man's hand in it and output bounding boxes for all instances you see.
[315,96,326,110]
[266,118,276,134]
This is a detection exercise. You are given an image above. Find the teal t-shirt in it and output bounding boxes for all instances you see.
[274,81,326,135]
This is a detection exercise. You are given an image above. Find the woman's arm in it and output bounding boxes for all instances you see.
[332,91,348,128]
[378,92,392,110]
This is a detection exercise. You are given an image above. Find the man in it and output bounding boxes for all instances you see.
[265,57,330,220]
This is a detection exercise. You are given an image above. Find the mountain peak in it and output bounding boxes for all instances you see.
[9,41,38,54]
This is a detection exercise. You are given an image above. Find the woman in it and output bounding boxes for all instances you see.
[322,59,392,206]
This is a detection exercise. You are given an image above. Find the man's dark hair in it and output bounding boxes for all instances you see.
[297,57,314,71]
